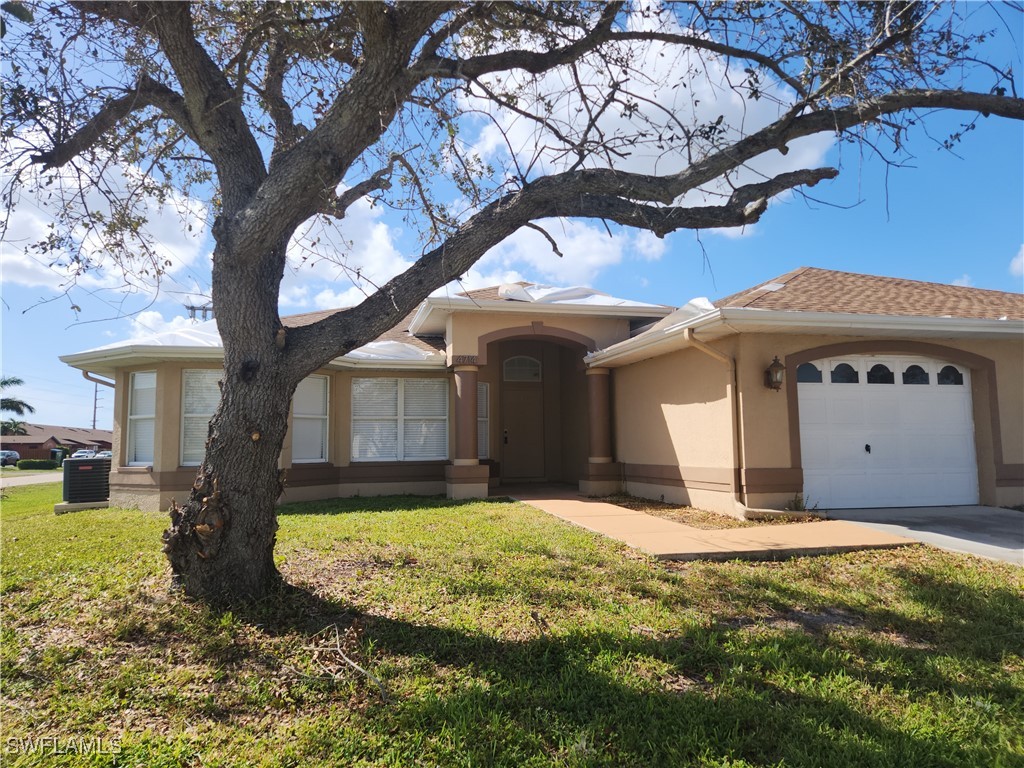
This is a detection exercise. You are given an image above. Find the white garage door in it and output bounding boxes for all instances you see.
[798,356,978,509]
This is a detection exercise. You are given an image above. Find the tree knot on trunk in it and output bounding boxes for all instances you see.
[240,359,260,382]
[163,475,231,562]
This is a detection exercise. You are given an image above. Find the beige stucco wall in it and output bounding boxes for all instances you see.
[610,331,1023,512]
[612,342,737,514]
[447,312,631,363]
[613,342,735,469]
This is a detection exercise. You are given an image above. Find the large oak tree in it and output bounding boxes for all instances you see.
[3,1,1022,601]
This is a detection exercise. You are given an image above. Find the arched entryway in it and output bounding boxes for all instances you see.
[492,338,588,484]
[446,322,620,499]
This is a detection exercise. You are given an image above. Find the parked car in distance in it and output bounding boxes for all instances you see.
[62,449,98,466]
[95,450,113,459]
[0,450,21,467]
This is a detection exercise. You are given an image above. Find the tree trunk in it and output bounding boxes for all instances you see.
[162,237,299,601]
[162,371,294,600]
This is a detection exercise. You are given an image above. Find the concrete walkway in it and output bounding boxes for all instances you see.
[504,487,912,561]
[0,472,64,489]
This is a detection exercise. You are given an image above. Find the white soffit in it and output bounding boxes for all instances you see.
[586,308,1024,368]
[60,323,445,374]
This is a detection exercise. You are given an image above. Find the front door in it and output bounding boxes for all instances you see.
[501,383,545,480]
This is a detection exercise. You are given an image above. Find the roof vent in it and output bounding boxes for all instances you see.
[760,282,786,292]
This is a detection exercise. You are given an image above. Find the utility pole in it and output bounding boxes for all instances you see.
[92,382,100,430]
[184,303,215,321]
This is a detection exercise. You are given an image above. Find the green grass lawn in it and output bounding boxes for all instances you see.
[1,485,1022,767]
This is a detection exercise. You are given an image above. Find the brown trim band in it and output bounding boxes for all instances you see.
[623,464,734,492]
[285,461,447,488]
[784,340,1008,484]
[583,461,622,481]
[623,464,802,494]
[741,467,803,495]
[996,463,1024,487]
[445,463,490,483]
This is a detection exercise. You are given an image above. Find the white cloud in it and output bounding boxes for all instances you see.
[128,310,203,339]
[472,219,645,286]
[463,6,833,213]
[1011,245,1024,278]
[279,195,411,311]
[1,139,210,302]
[951,274,973,287]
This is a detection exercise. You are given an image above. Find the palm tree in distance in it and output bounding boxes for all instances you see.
[1,419,28,436]
[1,376,35,416]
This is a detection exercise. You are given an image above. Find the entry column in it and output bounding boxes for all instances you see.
[580,367,622,495]
[446,365,490,499]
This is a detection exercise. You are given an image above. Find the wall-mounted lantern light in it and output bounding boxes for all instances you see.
[764,356,785,391]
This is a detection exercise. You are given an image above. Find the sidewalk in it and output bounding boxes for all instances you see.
[0,473,64,489]
[506,488,913,561]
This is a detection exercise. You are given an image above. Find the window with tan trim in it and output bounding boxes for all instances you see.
[351,378,448,461]
[127,371,156,466]
[292,375,329,463]
[181,369,220,466]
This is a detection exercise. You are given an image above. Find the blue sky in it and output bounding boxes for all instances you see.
[2,9,1022,430]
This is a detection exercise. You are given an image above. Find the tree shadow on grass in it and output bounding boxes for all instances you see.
[220,581,1008,768]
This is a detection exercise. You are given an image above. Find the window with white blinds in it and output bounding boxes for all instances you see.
[351,378,448,461]
[181,369,220,466]
[293,375,329,463]
[127,371,156,466]
[477,382,489,460]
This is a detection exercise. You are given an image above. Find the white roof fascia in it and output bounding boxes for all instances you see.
[60,346,225,372]
[408,296,672,335]
[324,357,447,371]
[586,308,1024,368]
[62,346,447,374]
[721,308,1024,337]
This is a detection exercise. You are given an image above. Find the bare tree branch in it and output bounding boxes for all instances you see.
[413,2,623,80]
[31,75,196,170]
[607,29,810,98]
[148,2,267,209]
[317,160,398,220]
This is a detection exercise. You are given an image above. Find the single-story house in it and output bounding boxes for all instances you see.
[0,424,113,460]
[60,267,1024,515]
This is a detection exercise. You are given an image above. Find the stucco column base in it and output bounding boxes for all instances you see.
[579,460,623,497]
[446,463,490,501]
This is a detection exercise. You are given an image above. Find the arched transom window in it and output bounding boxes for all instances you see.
[503,355,542,382]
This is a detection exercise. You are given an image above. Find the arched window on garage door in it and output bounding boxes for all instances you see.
[797,362,822,383]
[830,362,858,384]
[938,365,965,385]
[902,364,929,385]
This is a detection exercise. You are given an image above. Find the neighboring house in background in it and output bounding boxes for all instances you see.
[60,268,1024,515]
[0,423,113,461]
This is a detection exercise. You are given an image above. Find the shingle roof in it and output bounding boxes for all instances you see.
[453,282,532,302]
[282,308,445,354]
[715,267,1024,320]
[0,423,113,446]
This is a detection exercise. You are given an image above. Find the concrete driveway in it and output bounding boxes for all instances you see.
[827,506,1024,565]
